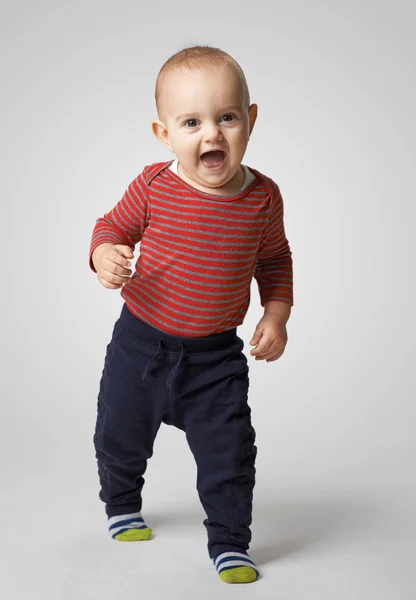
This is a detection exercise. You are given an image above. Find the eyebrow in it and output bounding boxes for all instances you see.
[175,106,243,122]
[176,114,195,122]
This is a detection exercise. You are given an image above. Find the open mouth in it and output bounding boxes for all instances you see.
[200,150,226,169]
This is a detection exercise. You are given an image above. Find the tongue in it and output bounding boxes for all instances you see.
[201,151,225,168]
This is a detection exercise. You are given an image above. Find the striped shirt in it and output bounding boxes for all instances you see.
[89,160,293,337]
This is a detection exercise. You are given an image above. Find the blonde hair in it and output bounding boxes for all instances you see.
[155,45,250,118]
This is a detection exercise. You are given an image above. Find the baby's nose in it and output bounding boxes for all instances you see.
[204,123,223,142]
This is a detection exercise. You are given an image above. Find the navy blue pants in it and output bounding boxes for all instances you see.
[94,303,257,558]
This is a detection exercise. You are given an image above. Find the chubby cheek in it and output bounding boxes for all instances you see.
[234,134,250,160]
[176,139,201,165]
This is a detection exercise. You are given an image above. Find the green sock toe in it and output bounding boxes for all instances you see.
[219,566,258,584]
[114,527,152,541]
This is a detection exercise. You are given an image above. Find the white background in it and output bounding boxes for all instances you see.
[1,0,415,598]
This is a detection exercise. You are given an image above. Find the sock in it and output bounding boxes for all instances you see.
[108,511,152,541]
[213,551,259,583]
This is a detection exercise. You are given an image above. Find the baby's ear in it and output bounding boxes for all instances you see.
[248,104,258,137]
[151,120,173,152]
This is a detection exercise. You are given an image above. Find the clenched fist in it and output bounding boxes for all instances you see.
[92,243,134,289]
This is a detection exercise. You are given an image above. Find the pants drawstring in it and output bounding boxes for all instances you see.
[141,340,185,389]
[166,342,185,389]
[141,339,163,381]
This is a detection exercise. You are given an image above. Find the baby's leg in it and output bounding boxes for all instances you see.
[93,321,166,541]
[183,356,258,583]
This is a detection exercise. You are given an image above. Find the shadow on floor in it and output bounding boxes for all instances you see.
[146,491,386,565]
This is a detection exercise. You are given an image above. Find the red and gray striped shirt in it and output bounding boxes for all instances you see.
[89,160,293,337]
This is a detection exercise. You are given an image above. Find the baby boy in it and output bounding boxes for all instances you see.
[89,45,294,584]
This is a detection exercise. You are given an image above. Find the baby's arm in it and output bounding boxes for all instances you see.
[253,181,294,308]
[89,171,149,288]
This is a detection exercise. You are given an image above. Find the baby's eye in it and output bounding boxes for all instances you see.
[184,119,199,128]
[220,114,237,122]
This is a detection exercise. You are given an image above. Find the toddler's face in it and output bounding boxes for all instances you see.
[152,64,257,195]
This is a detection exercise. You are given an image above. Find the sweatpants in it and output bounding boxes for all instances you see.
[93,302,257,558]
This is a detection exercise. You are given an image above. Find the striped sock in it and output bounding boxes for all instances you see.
[213,551,259,583]
[108,512,152,541]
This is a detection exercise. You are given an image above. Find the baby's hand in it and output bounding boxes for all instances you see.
[249,314,288,362]
[93,244,134,289]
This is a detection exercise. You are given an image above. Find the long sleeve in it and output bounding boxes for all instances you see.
[89,171,149,272]
[253,182,294,306]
